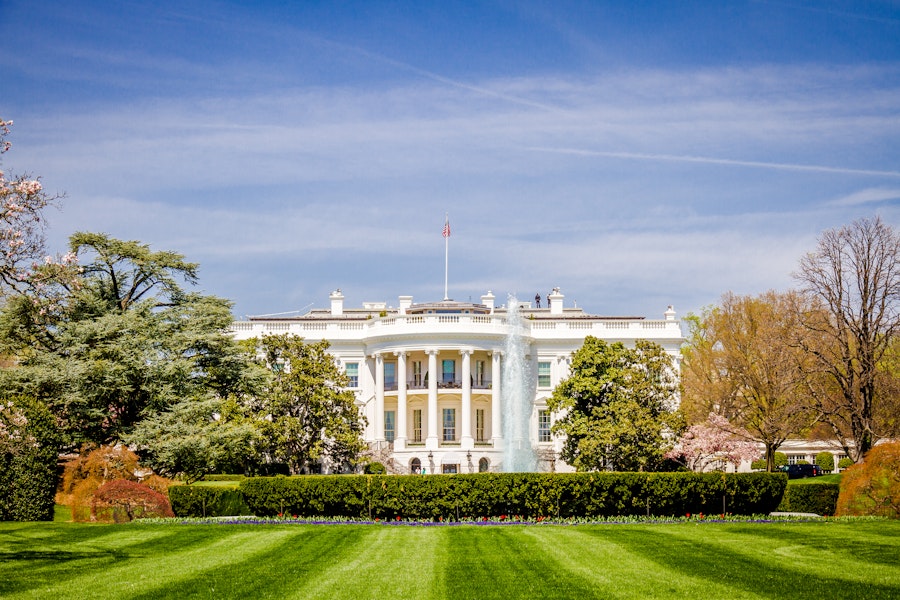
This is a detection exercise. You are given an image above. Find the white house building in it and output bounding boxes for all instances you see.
[231,288,684,474]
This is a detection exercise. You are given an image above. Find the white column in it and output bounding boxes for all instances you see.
[491,351,502,445]
[395,351,407,451]
[426,349,439,450]
[374,353,385,441]
[460,349,473,449]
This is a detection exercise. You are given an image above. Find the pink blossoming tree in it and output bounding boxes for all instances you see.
[665,412,760,472]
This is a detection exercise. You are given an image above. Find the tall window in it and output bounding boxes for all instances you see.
[384,362,396,388]
[412,361,423,387]
[442,408,456,442]
[412,409,422,442]
[538,409,551,442]
[476,408,485,441]
[538,361,551,388]
[384,411,395,442]
[442,359,456,384]
[478,457,489,472]
[474,360,485,386]
[345,362,359,388]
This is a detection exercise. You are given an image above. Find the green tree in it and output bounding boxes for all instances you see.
[126,394,261,483]
[547,337,682,472]
[0,233,261,447]
[253,334,367,475]
[680,291,817,471]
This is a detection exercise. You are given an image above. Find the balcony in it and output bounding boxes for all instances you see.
[383,378,493,392]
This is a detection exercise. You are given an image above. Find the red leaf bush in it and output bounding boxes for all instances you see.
[91,479,174,523]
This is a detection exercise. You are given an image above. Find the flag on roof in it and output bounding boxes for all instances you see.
[442,216,450,238]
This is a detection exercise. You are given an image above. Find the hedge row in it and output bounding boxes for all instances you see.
[169,485,252,517]
[237,472,787,520]
[776,483,839,516]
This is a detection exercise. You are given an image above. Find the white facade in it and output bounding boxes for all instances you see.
[231,289,684,474]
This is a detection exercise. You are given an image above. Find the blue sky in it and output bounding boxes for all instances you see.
[2,1,900,320]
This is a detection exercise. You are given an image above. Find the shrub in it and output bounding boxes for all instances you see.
[91,479,174,522]
[815,452,835,473]
[59,445,146,522]
[364,462,386,474]
[750,459,767,471]
[239,472,787,520]
[169,484,252,517]
[836,442,900,518]
[0,396,61,521]
[838,457,854,470]
[777,484,839,515]
[773,452,788,467]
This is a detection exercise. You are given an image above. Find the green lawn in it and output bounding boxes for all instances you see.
[788,473,842,485]
[2,519,899,599]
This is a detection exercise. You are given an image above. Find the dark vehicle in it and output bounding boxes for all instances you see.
[779,464,822,479]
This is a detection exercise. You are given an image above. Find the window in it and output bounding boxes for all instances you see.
[478,457,489,472]
[474,360,485,386]
[384,411,395,442]
[345,362,359,388]
[412,361,423,387]
[384,362,396,389]
[410,458,421,474]
[442,464,458,474]
[476,409,485,442]
[538,361,551,388]
[412,409,422,442]
[442,359,456,384]
[442,408,456,442]
[538,409,551,442]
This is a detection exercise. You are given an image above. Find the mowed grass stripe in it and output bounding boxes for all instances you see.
[284,526,447,600]
[0,524,187,597]
[127,525,367,599]
[516,526,744,600]
[657,523,900,586]
[3,526,299,599]
[589,524,900,600]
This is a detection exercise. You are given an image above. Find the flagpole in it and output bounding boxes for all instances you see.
[443,213,450,300]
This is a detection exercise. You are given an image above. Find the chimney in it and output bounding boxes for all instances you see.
[481,291,495,313]
[549,287,564,315]
[399,295,413,315]
[330,289,344,316]
[665,305,676,321]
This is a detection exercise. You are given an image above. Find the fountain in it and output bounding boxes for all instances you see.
[501,295,537,472]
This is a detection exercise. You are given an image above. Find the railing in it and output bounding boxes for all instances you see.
[230,314,681,340]
[384,379,493,391]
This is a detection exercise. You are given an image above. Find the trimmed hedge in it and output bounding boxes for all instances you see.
[169,485,252,517]
[0,397,61,522]
[776,483,839,515]
[238,472,787,520]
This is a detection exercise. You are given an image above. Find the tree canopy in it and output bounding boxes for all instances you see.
[547,337,682,472]
[795,216,900,459]
[252,334,367,475]
[680,291,816,471]
[0,233,261,447]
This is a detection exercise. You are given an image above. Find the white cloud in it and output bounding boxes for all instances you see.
[829,187,900,207]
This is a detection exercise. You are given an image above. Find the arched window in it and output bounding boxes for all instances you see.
[478,457,489,473]
[410,457,421,474]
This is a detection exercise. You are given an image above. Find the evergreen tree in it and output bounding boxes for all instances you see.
[548,337,682,471]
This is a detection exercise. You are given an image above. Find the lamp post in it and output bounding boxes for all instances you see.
[466,450,473,474]
[428,451,434,474]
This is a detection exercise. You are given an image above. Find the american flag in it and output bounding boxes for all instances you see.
[442,217,450,238]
